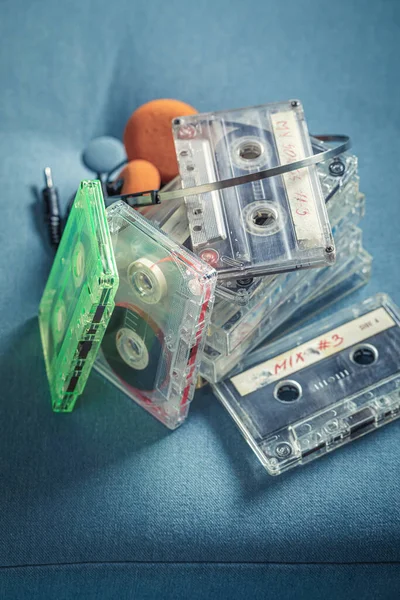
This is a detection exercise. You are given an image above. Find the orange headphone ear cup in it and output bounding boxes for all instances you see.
[119,159,161,195]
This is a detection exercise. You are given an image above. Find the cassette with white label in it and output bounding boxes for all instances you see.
[212,294,400,475]
[173,101,336,280]
[207,224,363,355]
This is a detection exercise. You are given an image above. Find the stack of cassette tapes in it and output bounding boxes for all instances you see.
[167,105,371,385]
[39,98,400,474]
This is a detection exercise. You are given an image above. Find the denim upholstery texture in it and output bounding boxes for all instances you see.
[0,0,399,598]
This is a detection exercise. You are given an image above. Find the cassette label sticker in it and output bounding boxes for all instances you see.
[270,111,322,245]
[231,307,395,396]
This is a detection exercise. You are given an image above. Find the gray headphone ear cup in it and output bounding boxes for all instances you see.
[82,136,127,175]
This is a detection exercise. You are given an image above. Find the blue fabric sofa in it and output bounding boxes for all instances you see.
[1,0,399,597]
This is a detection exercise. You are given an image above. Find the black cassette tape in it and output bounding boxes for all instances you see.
[173,101,335,280]
[213,294,400,475]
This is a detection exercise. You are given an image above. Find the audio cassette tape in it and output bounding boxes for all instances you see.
[94,201,217,429]
[207,224,363,355]
[200,226,365,384]
[39,180,119,412]
[269,248,372,342]
[200,246,372,386]
[216,183,363,306]
[208,138,359,305]
[173,101,336,280]
[213,294,400,475]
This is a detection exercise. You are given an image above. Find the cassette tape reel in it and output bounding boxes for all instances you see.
[213,294,400,475]
[173,101,336,280]
[39,180,119,412]
[95,201,217,429]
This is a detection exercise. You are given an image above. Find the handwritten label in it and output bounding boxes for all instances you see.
[230,307,396,396]
[270,110,322,246]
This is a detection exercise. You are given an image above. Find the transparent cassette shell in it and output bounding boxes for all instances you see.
[94,201,217,429]
[173,101,335,280]
[145,148,360,306]
[216,139,359,305]
[212,294,400,475]
[206,224,363,355]
[201,229,365,384]
[268,248,372,342]
[39,180,119,412]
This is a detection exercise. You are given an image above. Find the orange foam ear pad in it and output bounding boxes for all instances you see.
[119,159,161,195]
[123,99,198,183]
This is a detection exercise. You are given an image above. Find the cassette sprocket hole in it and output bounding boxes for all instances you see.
[274,380,302,403]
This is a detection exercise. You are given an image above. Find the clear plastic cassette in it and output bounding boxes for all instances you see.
[94,201,217,429]
[201,235,366,384]
[216,140,359,305]
[39,180,119,412]
[268,248,372,342]
[173,101,335,280]
[207,224,363,355]
[212,294,400,475]
[201,247,371,385]
[145,145,361,306]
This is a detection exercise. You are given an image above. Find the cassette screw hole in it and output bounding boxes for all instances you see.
[275,442,293,458]
[193,208,202,215]
[237,277,254,288]
[274,380,302,403]
[329,159,345,177]
[252,208,276,228]
[350,344,378,366]
[186,164,195,171]
[193,225,202,232]
[239,141,263,161]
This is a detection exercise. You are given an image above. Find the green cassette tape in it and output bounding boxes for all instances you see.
[39,180,119,412]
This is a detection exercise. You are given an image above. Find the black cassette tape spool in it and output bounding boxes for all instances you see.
[215,123,297,258]
[102,303,168,395]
